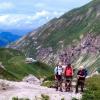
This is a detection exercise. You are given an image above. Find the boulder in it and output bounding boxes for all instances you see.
[22,74,40,85]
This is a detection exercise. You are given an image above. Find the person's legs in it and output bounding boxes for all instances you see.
[62,76,66,91]
[65,77,68,92]
[81,80,85,92]
[55,75,59,91]
[69,77,73,92]
[67,80,71,91]
[56,75,62,91]
[65,80,68,91]
[66,77,72,92]
[65,80,71,92]
[59,80,63,92]
[59,75,63,92]
[75,80,79,93]
[55,80,59,91]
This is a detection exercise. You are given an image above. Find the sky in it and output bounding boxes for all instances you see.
[0,0,92,35]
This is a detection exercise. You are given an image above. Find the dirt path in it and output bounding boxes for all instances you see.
[0,80,82,100]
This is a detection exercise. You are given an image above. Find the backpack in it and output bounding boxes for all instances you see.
[65,67,73,77]
[84,69,88,77]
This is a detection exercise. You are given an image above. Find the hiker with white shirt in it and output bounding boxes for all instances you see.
[54,62,63,91]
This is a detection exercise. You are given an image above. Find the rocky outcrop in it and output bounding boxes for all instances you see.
[0,62,5,69]
[34,34,100,66]
[59,34,100,65]
[22,74,40,85]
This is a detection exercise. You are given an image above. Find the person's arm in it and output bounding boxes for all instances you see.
[80,69,86,78]
[78,75,85,78]
[62,67,64,75]
[77,71,85,78]
[77,71,80,79]
[54,67,57,74]
[64,67,66,76]
[54,67,57,79]
[54,75,57,80]
[72,66,74,76]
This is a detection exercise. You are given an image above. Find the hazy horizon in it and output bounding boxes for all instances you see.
[0,0,92,35]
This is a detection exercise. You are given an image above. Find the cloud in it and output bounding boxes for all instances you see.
[0,0,91,30]
[32,10,50,20]
[0,10,64,30]
[0,2,14,10]
[0,10,52,29]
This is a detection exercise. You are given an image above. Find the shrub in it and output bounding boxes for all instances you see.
[41,94,50,100]
[12,97,30,100]
[12,97,18,100]
[72,98,78,100]
[61,97,65,100]
[82,75,100,100]
[42,81,55,88]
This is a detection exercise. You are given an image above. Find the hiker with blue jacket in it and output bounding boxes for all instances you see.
[54,62,63,91]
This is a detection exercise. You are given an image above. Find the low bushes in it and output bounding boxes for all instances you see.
[82,75,100,100]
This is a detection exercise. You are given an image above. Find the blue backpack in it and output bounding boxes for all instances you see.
[84,69,88,77]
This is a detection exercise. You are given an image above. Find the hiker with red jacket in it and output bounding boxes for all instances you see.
[64,64,73,92]
[54,62,63,91]
[75,66,87,93]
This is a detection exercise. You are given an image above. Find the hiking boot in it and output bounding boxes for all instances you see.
[75,91,78,94]
[60,89,63,92]
[81,90,84,93]
[56,87,58,91]
[56,89,58,91]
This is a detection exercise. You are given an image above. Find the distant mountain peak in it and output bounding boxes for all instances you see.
[0,32,21,47]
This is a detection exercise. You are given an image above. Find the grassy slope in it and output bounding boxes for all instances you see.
[82,75,100,100]
[0,48,53,81]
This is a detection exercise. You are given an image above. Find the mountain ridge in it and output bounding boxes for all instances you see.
[9,0,100,73]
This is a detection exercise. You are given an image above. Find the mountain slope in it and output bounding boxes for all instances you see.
[9,0,100,73]
[0,48,53,80]
[0,32,21,47]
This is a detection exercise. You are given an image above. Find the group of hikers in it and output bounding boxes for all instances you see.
[54,62,87,93]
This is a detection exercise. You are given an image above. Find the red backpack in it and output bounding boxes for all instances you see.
[65,67,73,77]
